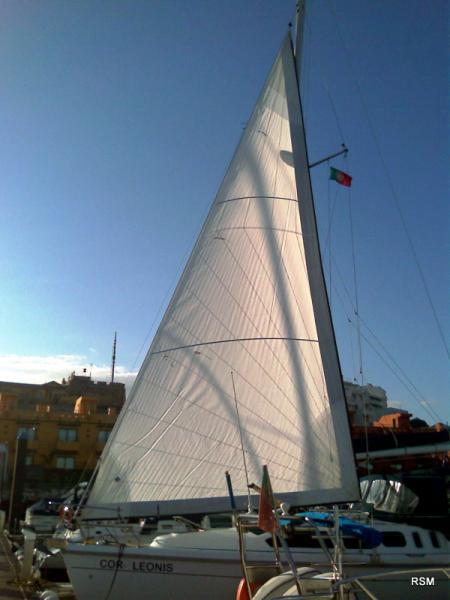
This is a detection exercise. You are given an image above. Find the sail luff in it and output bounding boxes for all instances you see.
[283,34,360,502]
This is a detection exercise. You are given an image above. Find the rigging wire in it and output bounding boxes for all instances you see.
[320,165,442,423]
[302,10,347,144]
[347,316,357,382]
[301,3,313,123]
[313,0,446,424]
[326,0,449,362]
[357,317,443,424]
[327,168,332,308]
[359,328,442,425]
[345,163,364,387]
[304,6,364,425]
[302,8,381,470]
[323,214,443,424]
[103,543,125,600]
[329,258,443,424]
[344,152,371,476]
[325,239,444,423]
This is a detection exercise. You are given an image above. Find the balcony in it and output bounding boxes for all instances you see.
[56,440,79,452]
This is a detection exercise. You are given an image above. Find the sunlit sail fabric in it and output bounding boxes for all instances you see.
[85,36,360,519]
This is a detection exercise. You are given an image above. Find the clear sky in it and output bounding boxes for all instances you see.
[0,1,448,424]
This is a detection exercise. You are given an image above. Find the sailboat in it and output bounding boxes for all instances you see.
[59,3,448,599]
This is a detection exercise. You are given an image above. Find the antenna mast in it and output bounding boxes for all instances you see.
[111,331,117,383]
[230,371,252,513]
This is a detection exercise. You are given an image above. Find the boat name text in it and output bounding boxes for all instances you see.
[99,559,174,573]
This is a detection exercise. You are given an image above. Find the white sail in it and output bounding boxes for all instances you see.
[84,35,360,519]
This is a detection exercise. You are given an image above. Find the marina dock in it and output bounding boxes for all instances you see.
[0,531,27,599]
[0,530,76,600]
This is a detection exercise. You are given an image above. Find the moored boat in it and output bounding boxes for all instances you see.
[59,2,448,599]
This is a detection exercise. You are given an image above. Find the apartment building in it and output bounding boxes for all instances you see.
[0,373,125,501]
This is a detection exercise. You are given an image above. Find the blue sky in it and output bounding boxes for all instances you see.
[0,0,448,423]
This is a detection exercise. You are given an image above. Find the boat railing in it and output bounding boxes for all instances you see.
[236,512,346,599]
[172,515,204,530]
[257,567,450,600]
[236,513,283,599]
[236,510,450,599]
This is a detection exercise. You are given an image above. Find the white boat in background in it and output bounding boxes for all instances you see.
[22,497,64,533]
[60,2,448,599]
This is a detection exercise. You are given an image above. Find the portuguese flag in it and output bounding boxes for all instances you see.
[330,166,352,187]
[257,465,277,533]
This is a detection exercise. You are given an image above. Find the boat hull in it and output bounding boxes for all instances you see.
[64,543,243,600]
[63,537,449,600]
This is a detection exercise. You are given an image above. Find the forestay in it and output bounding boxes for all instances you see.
[84,35,360,519]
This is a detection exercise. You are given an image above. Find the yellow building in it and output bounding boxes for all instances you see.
[0,374,125,502]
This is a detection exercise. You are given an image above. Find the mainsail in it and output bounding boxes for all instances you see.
[84,34,360,519]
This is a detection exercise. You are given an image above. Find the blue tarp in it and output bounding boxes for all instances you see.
[280,511,382,549]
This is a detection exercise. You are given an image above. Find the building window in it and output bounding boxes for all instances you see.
[97,430,110,443]
[25,455,33,466]
[58,428,77,442]
[56,456,75,470]
[17,427,36,440]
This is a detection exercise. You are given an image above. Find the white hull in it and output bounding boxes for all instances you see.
[64,543,242,600]
[63,525,449,600]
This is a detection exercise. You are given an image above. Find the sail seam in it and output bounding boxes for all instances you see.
[166,278,331,452]
[158,266,334,450]
[133,364,332,467]
[217,195,298,205]
[150,336,319,356]
[213,226,303,235]
[120,379,312,466]
[237,231,331,421]
[113,436,302,483]
[200,223,331,425]
[216,232,329,418]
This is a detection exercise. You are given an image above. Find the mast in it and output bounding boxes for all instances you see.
[111,331,117,384]
[294,0,306,77]
[289,1,360,499]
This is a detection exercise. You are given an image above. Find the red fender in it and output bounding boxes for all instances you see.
[236,578,260,600]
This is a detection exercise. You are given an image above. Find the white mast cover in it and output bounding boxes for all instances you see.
[85,36,360,519]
